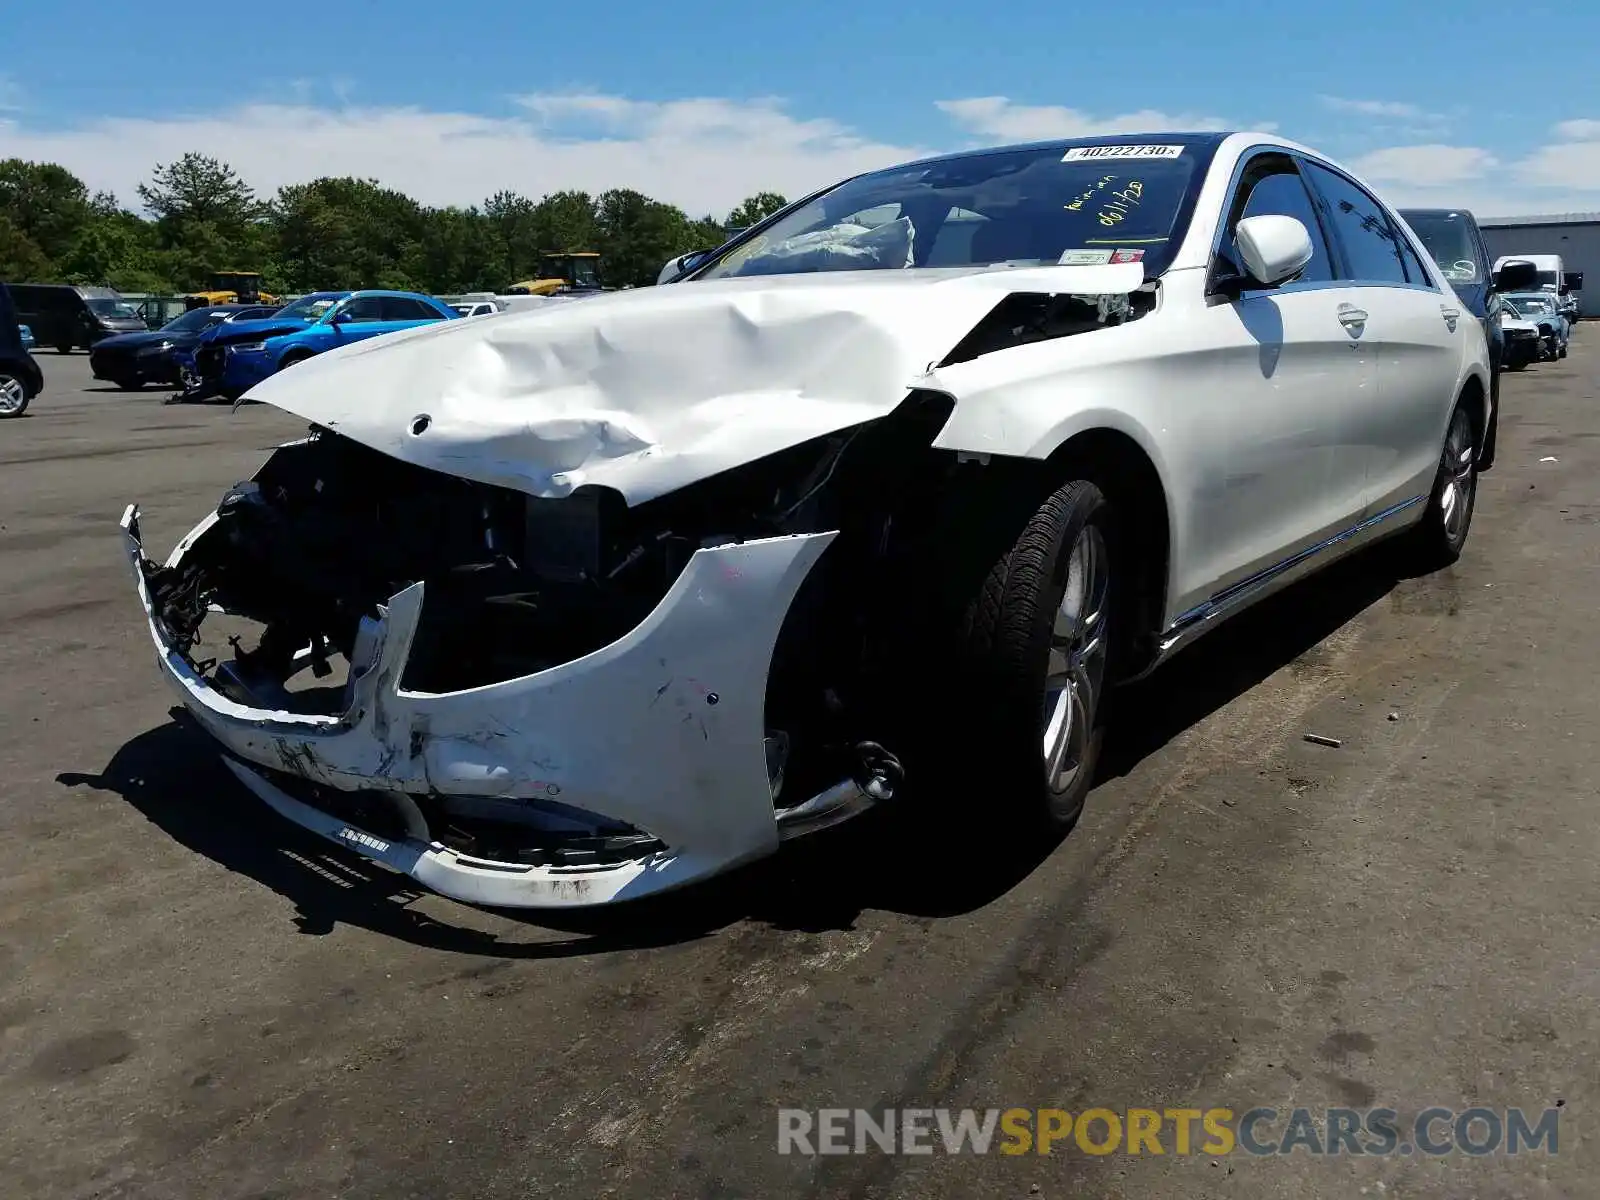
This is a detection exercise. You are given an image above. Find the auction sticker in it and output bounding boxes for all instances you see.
[1063,144,1184,161]
[1110,248,1146,263]
[1058,248,1114,265]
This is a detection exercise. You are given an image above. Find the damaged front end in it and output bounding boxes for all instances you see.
[122,392,961,907]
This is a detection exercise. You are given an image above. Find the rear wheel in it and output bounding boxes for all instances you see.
[940,478,1116,832]
[55,342,73,355]
[0,374,31,418]
[1397,399,1477,571]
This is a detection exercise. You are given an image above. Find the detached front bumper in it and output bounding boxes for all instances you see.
[121,503,836,907]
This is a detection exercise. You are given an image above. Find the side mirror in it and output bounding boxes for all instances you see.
[1493,260,1539,292]
[1234,214,1315,287]
[331,309,353,325]
[658,249,713,285]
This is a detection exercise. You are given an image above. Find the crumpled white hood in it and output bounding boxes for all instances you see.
[245,263,1143,504]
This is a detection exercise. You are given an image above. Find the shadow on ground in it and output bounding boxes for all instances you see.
[61,546,1407,957]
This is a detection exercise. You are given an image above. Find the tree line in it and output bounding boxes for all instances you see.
[0,152,791,295]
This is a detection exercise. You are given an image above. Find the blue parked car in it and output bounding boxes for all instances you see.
[173,290,458,402]
[1502,291,1570,361]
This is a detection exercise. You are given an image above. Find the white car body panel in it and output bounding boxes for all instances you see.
[242,262,1144,506]
[124,131,1490,907]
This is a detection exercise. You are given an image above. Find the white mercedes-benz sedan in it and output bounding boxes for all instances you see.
[122,131,1490,908]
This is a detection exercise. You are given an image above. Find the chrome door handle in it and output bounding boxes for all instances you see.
[1440,305,1461,331]
[1337,303,1368,330]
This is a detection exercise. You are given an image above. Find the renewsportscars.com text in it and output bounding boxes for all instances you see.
[777,1106,1561,1157]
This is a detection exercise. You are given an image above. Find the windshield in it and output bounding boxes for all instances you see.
[276,294,343,320]
[161,308,233,333]
[570,259,601,288]
[696,142,1206,280]
[1511,296,1554,315]
[87,298,140,318]
[1537,270,1559,290]
[1400,212,1480,282]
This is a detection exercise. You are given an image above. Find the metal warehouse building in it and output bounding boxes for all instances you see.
[1481,212,1600,315]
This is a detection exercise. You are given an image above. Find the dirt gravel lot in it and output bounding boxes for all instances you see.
[2,344,1597,1199]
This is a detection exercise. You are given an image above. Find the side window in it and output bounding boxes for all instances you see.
[379,296,432,320]
[1392,227,1434,287]
[1300,162,1412,285]
[338,296,385,322]
[1218,158,1334,285]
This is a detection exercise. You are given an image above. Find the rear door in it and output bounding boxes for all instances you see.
[377,296,447,333]
[1179,149,1375,596]
[1300,160,1459,516]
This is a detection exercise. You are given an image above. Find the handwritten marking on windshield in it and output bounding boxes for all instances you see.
[1065,175,1118,213]
[1097,180,1144,227]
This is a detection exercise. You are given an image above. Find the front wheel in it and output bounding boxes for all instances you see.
[1396,400,1477,571]
[0,373,32,418]
[55,342,74,355]
[940,478,1116,832]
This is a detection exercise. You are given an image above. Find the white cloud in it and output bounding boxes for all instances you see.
[1514,140,1600,192]
[1318,95,1438,121]
[1551,118,1600,141]
[0,94,930,217]
[934,96,1239,143]
[1350,144,1497,187]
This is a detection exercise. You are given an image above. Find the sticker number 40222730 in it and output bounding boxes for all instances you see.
[1062,144,1184,161]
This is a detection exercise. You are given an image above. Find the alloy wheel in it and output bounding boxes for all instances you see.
[1439,406,1476,544]
[0,375,25,415]
[1042,524,1110,794]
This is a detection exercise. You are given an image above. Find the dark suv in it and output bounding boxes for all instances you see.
[7,283,147,353]
[1397,208,1510,470]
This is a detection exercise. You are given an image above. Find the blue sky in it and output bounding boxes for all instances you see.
[4,0,1599,218]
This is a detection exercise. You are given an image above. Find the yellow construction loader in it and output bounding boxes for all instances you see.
[183,271,279,310]
[506,252,604,296]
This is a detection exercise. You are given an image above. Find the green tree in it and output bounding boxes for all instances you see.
[482,189,542,285]
[529,190,601,264]
[726,191,787,229]
[59,207,167,291]
[0,159,92,269]
[0,215,55,282]
[272,177,427,290]
[595,188,716,288]
[136,153,269,287]
[411,206,498,293]
[136,153,259,231]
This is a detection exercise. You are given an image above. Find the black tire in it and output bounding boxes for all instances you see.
[55,342,74,355]
[940,478,1116,832]
[115,380,145,391]
[279,350,314,369]
[1397,399,1477,571]
[1479,371,1498,473]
